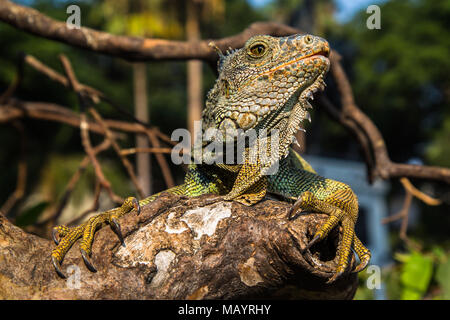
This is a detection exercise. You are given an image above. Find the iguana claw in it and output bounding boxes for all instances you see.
[51,197,140,278]
[110,217,125,247]
[51,255,66,279]
[304,235,320,251]
[52,228,59,245]
[326,271,344,284]
[81,249,97,273]
[132,198,141,215]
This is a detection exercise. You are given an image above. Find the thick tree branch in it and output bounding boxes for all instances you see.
[0,194,357,299]
[0,0,297,62]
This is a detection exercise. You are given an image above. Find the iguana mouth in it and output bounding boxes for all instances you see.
[310,48,330,58]
[273,55,329,152]
[245,59,329,146]
[267,55,329,121]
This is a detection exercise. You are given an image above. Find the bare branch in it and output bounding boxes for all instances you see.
[146,130,175,188]
[399,178,442,206]
[66,179,102,227]
[0,1,297,62]
[59,54,123,205]
[0,99,173,143]
[43,139,112,225]
[327,53,450,185]
[121,147,173,156]
[88,107,146,198]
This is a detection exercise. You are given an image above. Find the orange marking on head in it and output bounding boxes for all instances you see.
[238,53,328,91]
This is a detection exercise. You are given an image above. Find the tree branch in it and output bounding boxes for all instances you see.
[0,99,170,145]
[327,53,450,184]
[0,193,357,299]
[0,0,297,62]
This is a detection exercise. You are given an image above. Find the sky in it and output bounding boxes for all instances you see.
[249,0,388,23]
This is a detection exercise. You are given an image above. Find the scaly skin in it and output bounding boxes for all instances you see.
[51,34,370,282]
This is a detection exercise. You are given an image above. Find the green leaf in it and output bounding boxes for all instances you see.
[432,246,446,260]
[400,251,433,300]
[15,201,49,227]
[436,257,450,299]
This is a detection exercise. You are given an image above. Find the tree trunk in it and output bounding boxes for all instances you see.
[186,0,203,141]
[0,193,357,299]
[133,63,152,196]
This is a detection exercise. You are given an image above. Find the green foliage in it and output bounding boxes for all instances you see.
[15,201,49,227]
[353,269,376,300]
[426,117,450,167]
[95,0,183,38]
[435,256,450,299]
[340,0,450,165]
[395,251,433,299]
[356,247,450,300]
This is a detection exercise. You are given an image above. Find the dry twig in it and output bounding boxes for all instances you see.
[59,54,123,205]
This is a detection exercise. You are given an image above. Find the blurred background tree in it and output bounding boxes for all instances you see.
[97,0,184,196]
[0,0,448,299]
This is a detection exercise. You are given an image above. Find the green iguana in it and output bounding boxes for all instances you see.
[51,33,371,283]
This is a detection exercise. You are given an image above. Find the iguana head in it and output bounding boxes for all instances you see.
[203,34,330,151]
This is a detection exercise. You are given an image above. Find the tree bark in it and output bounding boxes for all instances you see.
[0,193,357,299]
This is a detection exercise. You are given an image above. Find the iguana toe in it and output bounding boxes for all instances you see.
[50,197,140,278]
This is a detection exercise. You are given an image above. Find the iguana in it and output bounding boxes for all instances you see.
[51,33,371,283]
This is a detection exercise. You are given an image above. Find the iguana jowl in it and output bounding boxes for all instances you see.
[51,34,371,283]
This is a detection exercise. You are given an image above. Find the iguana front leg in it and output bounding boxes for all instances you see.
[269,153,371,282]
[222,159,268,205]
[289,189,371,282]
[221,135,276,205]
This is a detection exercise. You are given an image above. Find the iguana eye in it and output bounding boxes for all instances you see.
[304,35,313,44]
[248,43,267,58]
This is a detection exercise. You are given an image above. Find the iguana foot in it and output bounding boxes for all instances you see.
[51,197,140,278]
[289,190,371,283]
